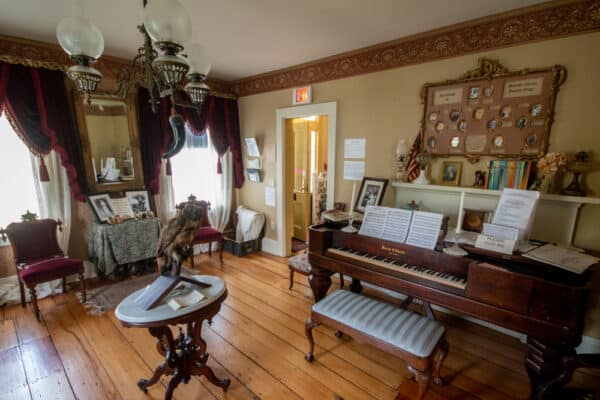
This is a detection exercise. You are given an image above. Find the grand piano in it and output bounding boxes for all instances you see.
[308,224,594,399]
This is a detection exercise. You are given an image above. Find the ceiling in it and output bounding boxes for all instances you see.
[0,0,547,81]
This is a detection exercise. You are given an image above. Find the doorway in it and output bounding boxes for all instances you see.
[286,115,328,252]
[274,102,337,257]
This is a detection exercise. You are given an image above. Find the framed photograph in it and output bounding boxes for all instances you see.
[440,161,462,186]
[125,190,151,214]
[88,193,116,223]
[244,137,260,157]
[247,168,262,183]
[355,177,388,213]
[462,209,489,233]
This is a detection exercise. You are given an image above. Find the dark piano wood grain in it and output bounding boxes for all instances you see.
[308,224,591,400]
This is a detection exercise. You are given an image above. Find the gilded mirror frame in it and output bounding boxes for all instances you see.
[73,89,145,194]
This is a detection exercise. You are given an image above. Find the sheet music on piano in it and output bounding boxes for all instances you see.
[358,206,444,250]
[359,206,412,243]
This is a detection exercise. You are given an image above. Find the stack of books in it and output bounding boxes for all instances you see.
[485,160,535,190]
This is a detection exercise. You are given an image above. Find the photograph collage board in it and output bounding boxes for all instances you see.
[422,70,556,158]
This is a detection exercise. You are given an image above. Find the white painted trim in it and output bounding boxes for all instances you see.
[275,102,337,257]
[261,237,280,256]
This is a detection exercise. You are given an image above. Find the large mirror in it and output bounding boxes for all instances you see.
[74,91,144,193]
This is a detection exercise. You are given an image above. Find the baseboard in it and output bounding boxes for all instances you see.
[361,281,600,354]
[261,238,281,256]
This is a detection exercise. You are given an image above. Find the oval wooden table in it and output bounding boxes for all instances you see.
[115,275,231,400]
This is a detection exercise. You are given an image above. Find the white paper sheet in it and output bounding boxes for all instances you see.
[405,211,444,250]
[343,161,365,181]
[359,206,413,244]
[265,186,276,207]
[245,138,260,157]
[523,244,599,274]
[247,158,260,169]
[492,188,539,238]
[167,289,206,311]
[482,223,519,241]
[344,138,366,159]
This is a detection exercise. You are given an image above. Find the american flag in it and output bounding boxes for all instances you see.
[405,134,421,182]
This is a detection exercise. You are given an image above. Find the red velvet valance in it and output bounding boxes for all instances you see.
[0,61,87,200]
[138,89,245,194]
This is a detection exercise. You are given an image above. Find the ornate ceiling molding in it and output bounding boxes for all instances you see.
[0,33,235,98]
[232,0,600,97]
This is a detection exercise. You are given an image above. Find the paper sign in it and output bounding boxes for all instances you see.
[265,186,276,207]
[344,138,366,159]
[433,87,463,105]
[475,234,516,255]
[492,188,539,239]
[503,77,543,98]
[482,223,519,241]
[343,161,365,181]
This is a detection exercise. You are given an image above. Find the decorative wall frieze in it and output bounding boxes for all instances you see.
[232,0,600,97]
[0,33,236,98]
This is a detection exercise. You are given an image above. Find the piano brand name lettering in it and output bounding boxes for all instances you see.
[381,245,405,255]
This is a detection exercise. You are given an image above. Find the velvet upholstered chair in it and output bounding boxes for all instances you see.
[179,195,224,267]
[1,219,86,321]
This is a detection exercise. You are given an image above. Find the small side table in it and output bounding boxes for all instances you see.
[115,275,230,400]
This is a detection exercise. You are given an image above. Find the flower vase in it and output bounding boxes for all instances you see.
[539,172,559,194]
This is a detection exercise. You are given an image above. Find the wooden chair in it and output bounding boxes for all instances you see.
[1,219,86,321]
[178,195,224,267]
[288,252,344,290]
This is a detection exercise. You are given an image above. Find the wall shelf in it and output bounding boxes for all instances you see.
[391,182,600,245]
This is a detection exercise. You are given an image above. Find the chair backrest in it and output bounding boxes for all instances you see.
[176,195,211,227]
[5,219,63,264]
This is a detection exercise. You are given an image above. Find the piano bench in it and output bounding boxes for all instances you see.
[305,290,448,400]
[288,252,344,290]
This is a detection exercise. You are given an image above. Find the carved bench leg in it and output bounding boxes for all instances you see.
[433,339,449,385]
[305,319,319,362]
[408,365,431,400]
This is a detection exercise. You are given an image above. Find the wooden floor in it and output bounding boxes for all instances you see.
[0,252,597,400]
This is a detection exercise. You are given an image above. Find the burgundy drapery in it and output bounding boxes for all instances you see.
[0,62,87,200]
[138,90,245,194]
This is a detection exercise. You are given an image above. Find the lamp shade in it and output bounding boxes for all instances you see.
[56,15,104,59]
[143,0,192,45]
[185,43,211,76]
[396,139,409,158]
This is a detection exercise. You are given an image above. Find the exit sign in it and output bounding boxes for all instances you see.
[292,86,312,105]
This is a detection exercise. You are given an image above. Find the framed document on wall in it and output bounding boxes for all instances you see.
[419,58,566,159]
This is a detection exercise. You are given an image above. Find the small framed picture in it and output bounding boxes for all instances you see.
[125,190,151,214]
[462,209,488,233]
[247,168,262,183]
[440,161,462,186]
[355,177,389,213]
[244,138,260,157]
[469,87,480,99]
[88,193,116,223]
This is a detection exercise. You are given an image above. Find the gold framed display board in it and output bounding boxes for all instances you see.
[420,58,566,159]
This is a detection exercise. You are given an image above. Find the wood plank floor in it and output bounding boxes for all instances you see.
[1,252,597,400]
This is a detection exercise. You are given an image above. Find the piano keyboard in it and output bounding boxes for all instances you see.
[328,247,468,290]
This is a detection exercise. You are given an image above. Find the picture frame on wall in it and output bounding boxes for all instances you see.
[88,193,116,223]
[440,161,463,186]
[125,190,151,214]
[355,177,389,213]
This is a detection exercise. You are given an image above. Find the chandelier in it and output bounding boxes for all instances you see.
[56,0,211,112]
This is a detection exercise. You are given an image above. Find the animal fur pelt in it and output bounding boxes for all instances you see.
[156,200,208,276]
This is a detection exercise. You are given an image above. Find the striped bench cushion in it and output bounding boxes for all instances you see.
[312,290,444,358]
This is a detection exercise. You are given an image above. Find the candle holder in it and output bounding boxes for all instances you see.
[341,212,358,233]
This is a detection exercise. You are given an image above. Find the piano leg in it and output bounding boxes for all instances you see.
[525,337,577,400]
[350,278,363,293]
[308,266,333,302]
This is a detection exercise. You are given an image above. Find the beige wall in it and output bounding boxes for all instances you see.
[237,32,600,338]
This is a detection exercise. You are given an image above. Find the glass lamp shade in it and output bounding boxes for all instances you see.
[185,43,211,76]
[56,16,104,59]
[184,80,209,105]
[143,0,192,46]
[152,54,189,88]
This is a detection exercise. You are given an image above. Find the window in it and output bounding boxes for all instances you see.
[0,114,40,228]
[170,126,218,205]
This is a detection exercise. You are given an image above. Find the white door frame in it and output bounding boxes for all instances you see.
[274,102,337,256]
